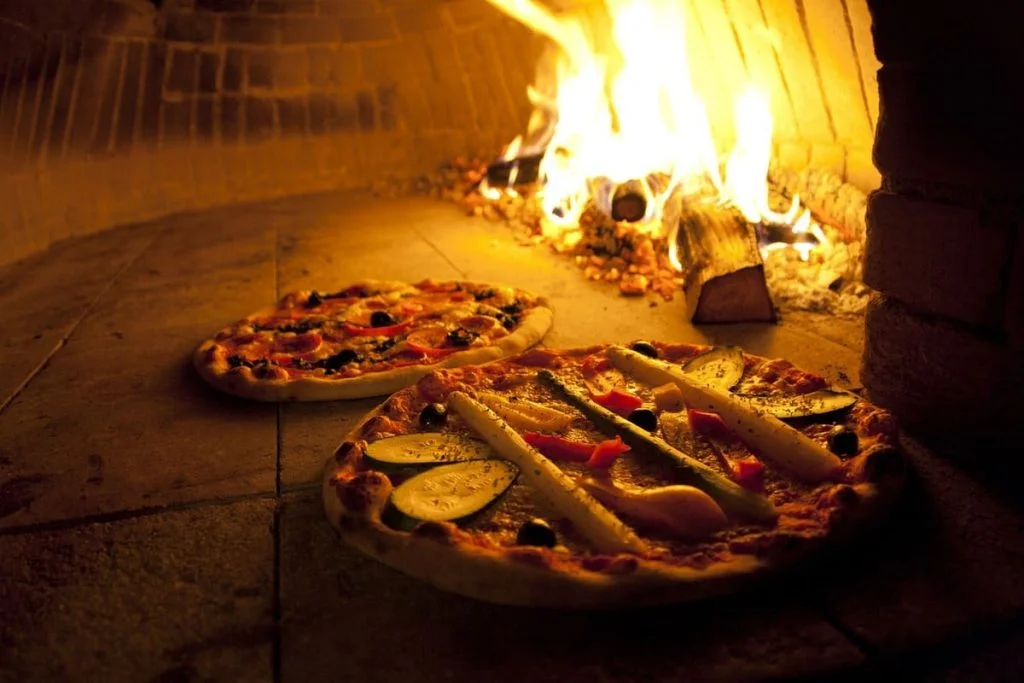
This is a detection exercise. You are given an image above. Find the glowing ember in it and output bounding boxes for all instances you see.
[484,0,816,263]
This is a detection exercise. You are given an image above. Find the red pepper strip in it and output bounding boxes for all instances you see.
[342,320,412,337]
[589,388,644,417]
[585,436,631,469]
[522,433,595,462]
[687,409,737,443]
[730,456,766,493]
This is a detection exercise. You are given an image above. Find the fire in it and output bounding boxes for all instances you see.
[484,0,819,263]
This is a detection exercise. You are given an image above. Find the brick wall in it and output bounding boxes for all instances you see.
[860,0,1024,441]
[0,0,878,267]
[0,0,539,266]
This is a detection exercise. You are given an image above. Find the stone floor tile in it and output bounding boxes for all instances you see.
[801,435,1024,654]
[0,224,156,408]
[279,492,864,683]
[0,499,275,683]
[0,222,278,528]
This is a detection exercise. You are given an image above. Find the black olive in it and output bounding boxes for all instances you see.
[630,340,659,359]
[447,328,476,347]
[419,403,448,428]
[516,518,557,548]
[370,310,396,327]
[306,291,323,308]
[473,288,496,301]
[321,348,360,373]
[228,355,253,369]
[627,408,658,432]
[826,426,859,457]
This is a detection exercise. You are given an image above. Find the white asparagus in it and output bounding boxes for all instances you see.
[475,391,573,431]
[606,346,842,482]
[448,391,648,555]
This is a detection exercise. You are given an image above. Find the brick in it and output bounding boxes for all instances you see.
[307,93,330,134]
[329,46,361,86]
[809,144,845,177]
[195,0,255,10]
[256,0,317,13]
[273,49,309,90]
[221,15,279,44]
[164,10,220,42]
[377,84,397,131]
[112,40,146,152]
[1007,229,1024,352]
[247,49,275,89]
[221,95,243,141]
[166,47,198,95]
[245,96,276,139]
[875,65,1024,190]
[338,14,398,43]
[281,15,338,44]
[355,89,374,131]
[864,191,1014,328]
[862,294,1024,439]
[845,0,880,128]
[328,92,359,132]
[443,0,501,29]
[276,96,308,136]
[392,0,445,34]
[846,147,880,192]
[198,50,221,92]
[223,48,246,92]
[196,96,216,140]
[319,0,379,16]
[160,100,192,143]
[307,47,331,86]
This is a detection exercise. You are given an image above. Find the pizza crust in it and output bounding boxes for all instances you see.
[320,388,905,608]
[193,279,554,402]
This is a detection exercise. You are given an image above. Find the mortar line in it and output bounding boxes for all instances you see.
[0,489,277,537]
[415,229,468,278]
[0,228,165,418]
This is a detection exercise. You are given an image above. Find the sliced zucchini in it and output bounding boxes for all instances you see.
[738,390,858,419]
[682,346,745,391]
[363,433,492,469]
[389,460,518,522]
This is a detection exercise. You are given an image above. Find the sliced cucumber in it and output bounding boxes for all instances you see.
[390,460,519,522]
[682,346,745,391]
[363,433,492,468]
[738,389,858,419]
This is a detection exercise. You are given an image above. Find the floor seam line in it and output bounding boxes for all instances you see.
[0,227,166,417]
[271,222,284,683]
[416,228,468,278]
[0,488,278,536]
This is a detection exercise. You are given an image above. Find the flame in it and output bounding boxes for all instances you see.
[485,0,817,266]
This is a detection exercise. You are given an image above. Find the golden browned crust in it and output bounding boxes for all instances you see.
[192,279,554,402]
[320,346,906,607]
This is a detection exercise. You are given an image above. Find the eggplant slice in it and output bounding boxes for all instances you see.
[737,389,858,419]
[682,346,745,391]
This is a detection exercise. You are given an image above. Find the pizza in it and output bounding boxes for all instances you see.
[322,342,905,607]
[193,279,553,401]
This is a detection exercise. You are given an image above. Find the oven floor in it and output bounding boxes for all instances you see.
[1,191,1021,681]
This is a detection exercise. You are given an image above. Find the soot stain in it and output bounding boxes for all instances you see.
[0,474,51,519]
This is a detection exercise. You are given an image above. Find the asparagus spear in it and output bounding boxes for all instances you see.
[605,346,842,482]
[537,370,778,524]
[447,391,648,555]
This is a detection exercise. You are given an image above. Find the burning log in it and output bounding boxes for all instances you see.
[675,201,777,324]
[611,180,648,222]
[485,153,544,187]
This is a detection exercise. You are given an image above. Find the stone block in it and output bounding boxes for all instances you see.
[281,15,338,44]
[164,9,220,42]
[1006,228,1024,352]
[272,48,309,91]
[443,0,502,29]
[198,49,221,92]
[255,0,317,13]
[195,0,253,11]
[165,46,199,95]
[160,100,192,143]
[338,13,398,43]
[874,65,1024,191]
[0,500,274,680]
[221,95,243,142]
[245,96,277,139]
[223,47,246,92]
[221,14,279,44]
[864,191,1014,328]
[319,0,379,16]
[196,96,216,139]
[246,48,275,89]
[392,0,445,34]
[861,294,1024,438]
[276,96,308,136]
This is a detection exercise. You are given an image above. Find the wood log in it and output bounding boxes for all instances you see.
[611,180,648,222]
[485,152,543,187]
[675,200,777,324]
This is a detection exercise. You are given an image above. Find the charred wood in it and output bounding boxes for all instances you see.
[675,201,776,324]
[486,153,544,187]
